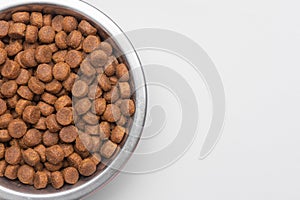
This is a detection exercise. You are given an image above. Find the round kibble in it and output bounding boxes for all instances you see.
[34,171,48,189]
[36,64,53,82]
[43,130,59,147]
[94,98,106,115]
[51,171,64,189]
[18,165,35,185]
[37,101,54,116]
[45,79,62,94]
[8,23,26,39]
[62,16,78,33]
[78,158,96,176]
[53,62,70,81]
[82,35,100,53]
[98,74,111,92]
[23,106,40,124]
[25,25,38,43]
[99,121,110,140]
[23,148,40,166]
[30,12,43,28]
[72,80,88,98]
[23,129,42,147]
[63,167,79,184]
[103,104,121,122]
[56,107,73,126]
[0,130,12,142]
[34,117,47,130]
[34,144,46,162]
[21,49,37,67]
[65,50,83,68]
[5,146,21,165]
[111,126,125,144]
[28,77,45,95]
[2,60,21,79]
[54,95,72,111]
[90,50,108,67]
[1,80,18,98]
[39,26,55,43]
[43,14,52,26]
[78,20,97,36]
[55,31,67,49]
[100,140,117,159]
[41,92,57,105]
[67,153,82,169]
[45,114,61,132]
[59,125,78,143]
[35,45,52,63]
[66,30,82,49]
[8,119,27,138]
[99,42,113,56]
[12,12,30,23]
[5,165,19,180]
[46,145,64,165]
[16,69,31,85]
[53,50,67,63]
[75,98,91,115]
[52,15,64,32]
[17,86,34,100]
[0,21,9,38]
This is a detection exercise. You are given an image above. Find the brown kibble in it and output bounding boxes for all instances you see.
[78,158,96,176]
[0,160,7,177]
[45,114,61,132]
[98,73,111,92]
[100,42,113,56]
[62,16,78,33]
[82,35,100,53]
[36,64,53,82]
[25,25,38,43]
[94,98,106,115]
[75,98,91,115]
[52,50,67,63]
[99,121,110,140]
[21,49,37,67]
[4,165,19,180]
[104,86,119,103]
[0,99,7,115]
[103,104,121,122]
[0,130,11,142]
[23,42,38,50]
[104,63,116,77]
[8,119,27,138]
[18,165,35,185]
[0,113,13,129]
[67,153,82,169]
[75,134,92,153]
[63,73,77,91]
[23,106,40,124]
[35,45,52,63]
[39,26,55,44]
[5,146,21,165]
[78,20,97,36]
[46,145,64,165]
[80,59,96,77]
[53,62,70,81]
[12,12,30,23]
[90,50,108,67]
[15,99,31,115]
[45,79,62,94]
[116,64,129,82]
[66,30,82,49]
[37,101,54,116]
[52,15,64,32]
[1,80,17,98]
[34,171,48,189]
[41,92,57,105]
[85,125,99,136]
[43,14,52,26]
[5,40,23,56]
[100,140,117,159]
[55,31,67,49]
[111,126,125,143]
[23,129,42,147]
[0,21,9,38]
[63,167,79,185]
[34,117,47,130]
[34,144,46,162]
[43,131,59,147]
[90,153,101,165]
[17,86,34,100]
[16,69,31,85]
[7,94,19,109]
[48,43,58,53]
[59,125,78,143]
[30,12,43,28]
[8,23,26,39]
[23,148,40,166]
[82,112,100,125]
[2,60,21,79]
[51,171,64,189]
[120,99,135,117]
[56,107,73,126]
[72,80,88,98]
[45,162,63,172]
[65,50,83,68]
[0,48,7,65]
[54,95,71,111]
[0,143,5,159]
[119,82,131,99]
[88,84,102,100]
[60,144,74,157]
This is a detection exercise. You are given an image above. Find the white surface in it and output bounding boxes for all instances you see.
[86,0,300,199]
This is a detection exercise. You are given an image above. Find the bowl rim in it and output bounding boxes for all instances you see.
[0,0,147,199]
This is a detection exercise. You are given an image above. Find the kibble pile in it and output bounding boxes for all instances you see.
[0,11,135,189]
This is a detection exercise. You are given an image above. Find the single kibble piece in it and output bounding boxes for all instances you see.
[8,119,27,138]
[0,48,7,65]
[62,16,78,33]
[41,92,57,105]
[35,45,52,63]
[75,98,91,115]
[66,30,82,49]
[51,171,64,189]
[36,64,53,83]
[5,146,22,165]
[46,145,64,165]
[55,31,67,49]
[94,98,106,116]
[12,12,30,23]
[99,42,113,56]
[45,114,61,132]
[120,99,135,117]
[119,82,131,99]
[4,165,19,180]
[18,165,35,185]
[62,167,79,185]
[23,106,40,124]
[39,26,55,44]
[21,49,37,67]
[45,79,62,94]
[72,80,88,98]
[34,117,47,130]
[78,20,97,36]
[82,35,100,53]
[111,126,126,144]
[100,140,117,159]
[34,144,46,162]
[0,21,9,38]
[16,69,31,85]
[52,15,64,32]
[53,50,67,63]
[43,130,59,147]
[30,12,43,28]
[78,158,96,176]
[17,86,34,100]
[15,99,31,115]
[23,129,42,147]
[25,25,38,43]
[54,95,72,111]
[2,60,21,79]
[56,107,73,126]
[0,114,13,129]
[53,62,70,81]
[8,23,26,39]
[67,153,82,169]
[99,121,110,140]
[98,73,112,92]
[65,50,83,68]
[48,43,58,53]
[1,80,17,98]
[0,130,12,142]
[23,148,40,166]
[103,104,121,122]
[0,99,7,115]
[34,171,48,189]
[43,14,52,26]
[28,77,45,95]
[5,40,23,57]
[90,50,108,67]
[37,101,54,116]
[59,125,78,143]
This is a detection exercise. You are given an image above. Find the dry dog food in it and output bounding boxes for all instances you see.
[0,11,135,190]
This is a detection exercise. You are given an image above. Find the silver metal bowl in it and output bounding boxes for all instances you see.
[0,0,147,199]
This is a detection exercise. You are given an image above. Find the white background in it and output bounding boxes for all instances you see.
[85,0,300,199]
